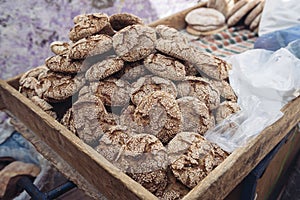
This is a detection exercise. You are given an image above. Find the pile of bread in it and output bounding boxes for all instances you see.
[185,0,265,35]
[18,12,240,199]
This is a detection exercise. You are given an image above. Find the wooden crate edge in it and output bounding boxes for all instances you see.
[183,96,300,200]
[0,79,157,200]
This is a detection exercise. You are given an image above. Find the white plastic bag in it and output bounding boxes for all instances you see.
[259,0,300,36]
[205,41,300,153]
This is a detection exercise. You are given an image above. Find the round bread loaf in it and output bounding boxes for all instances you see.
[187,24,226,32]
[155,24,189,44]
[69,34,113,60]
[185,8,225,26]
[144,53,186,81]
[96,125,132,163]
[109,13,144,31]
[72,94,107,146]
[87,78,131,107]
[116,60,149,82]
[45,54,85,74]
[119,105,145,134]
[134,91,182,144]
[155,38,194,62]
[116,134,168,196]
[177,96,215,135]
[98,131,168,196]
[177,76,220,110]
[113,24,156,62]
[69,13,109,42]
[192,52,231,80]
[168,132,228,188]
[19,77,40,98]
[19,66,49,98]
[85,56,124,81]
[186,24,227,36]
[130,75,177,105]
[208,79,237,102]
[36,71,86,102]
[215,101,240,124]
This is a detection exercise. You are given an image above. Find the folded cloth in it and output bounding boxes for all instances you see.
[184,26,257,57]
[254,25,300,51]
[0,118,15,144]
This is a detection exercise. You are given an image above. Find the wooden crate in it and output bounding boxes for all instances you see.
[1,2,300,199]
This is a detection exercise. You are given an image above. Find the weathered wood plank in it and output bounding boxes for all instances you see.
[11,118,103,200]
[1,2,299,199]
[256,127,300,199]
[0,79,157,200]
[183,96,300,200]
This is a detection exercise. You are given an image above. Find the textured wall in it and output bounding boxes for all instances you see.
[0,0,198,80]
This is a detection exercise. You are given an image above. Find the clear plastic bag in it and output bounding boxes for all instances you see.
[205,40,300,153]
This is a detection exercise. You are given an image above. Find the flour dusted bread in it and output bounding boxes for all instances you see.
[69,34,113,59]
[17,10,241,198]
[85,56,124,81]
[97,131,168,196]
[87,78,131,107]
[144,53,186,81]
[155,25,189,44]
[96,125,132,162]
[185,7,226,34]
[168,132,228,188]
[208,79,237,102]
[155,38,194,62]
[134,91,182,144]
[119,105,145,133]
[45,54,85,74]
[177,96,215,135]
[36,71,86,102]
[192,51,231,80]
[215,101,240,124]
[19,66,49,98]
[177,76,220,110]
[185,8,225,26]
[109,13,144,31]
[69,13,109,42]
[72,94,107,146]
[115,134,168,196]
[113,24,156,62]
[130,75,177,105]
[186,24,227,36]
